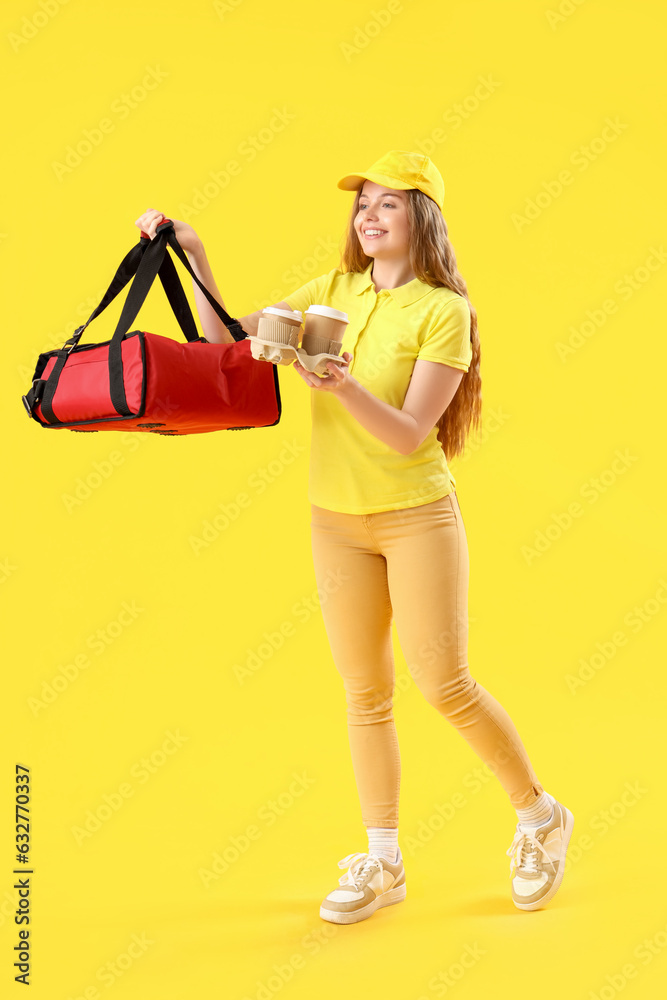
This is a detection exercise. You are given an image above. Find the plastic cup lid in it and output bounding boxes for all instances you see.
[305,304,349,323]
[262,306,303,322]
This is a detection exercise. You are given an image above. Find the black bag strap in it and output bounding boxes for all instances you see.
[154,249,200,342]
[67,220,245,350]
[162,225,246,336]
[68,234,199,344]
[70,238,148,332]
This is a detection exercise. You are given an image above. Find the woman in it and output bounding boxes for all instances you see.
[135,149,574,924]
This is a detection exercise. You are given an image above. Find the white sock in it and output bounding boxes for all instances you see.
[366,827,399,863]
[516,791,555,828]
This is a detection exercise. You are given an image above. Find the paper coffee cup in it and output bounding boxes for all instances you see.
[258,307,303,347]
[303,305,348,346]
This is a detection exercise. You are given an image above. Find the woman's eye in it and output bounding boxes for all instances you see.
[359,203,394,210]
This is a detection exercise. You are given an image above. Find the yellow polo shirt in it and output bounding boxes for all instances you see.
[283,262,472,514]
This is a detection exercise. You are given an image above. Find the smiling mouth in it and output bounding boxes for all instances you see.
[362,230,387,239]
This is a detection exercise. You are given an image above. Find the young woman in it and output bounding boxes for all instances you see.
[135,149,574,924]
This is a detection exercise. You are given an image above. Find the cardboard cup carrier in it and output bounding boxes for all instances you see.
[249,304,349,375]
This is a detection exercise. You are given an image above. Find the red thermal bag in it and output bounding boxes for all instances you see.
[21,218,281,435]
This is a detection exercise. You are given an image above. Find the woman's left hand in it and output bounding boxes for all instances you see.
[292,352,354,393]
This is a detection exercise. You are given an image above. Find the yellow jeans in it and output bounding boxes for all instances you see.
[310,491,544,828]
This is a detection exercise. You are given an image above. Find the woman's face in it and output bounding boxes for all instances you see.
[354,181,410,260]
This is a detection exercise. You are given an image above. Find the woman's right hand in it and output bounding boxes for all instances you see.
[134,209,202,255]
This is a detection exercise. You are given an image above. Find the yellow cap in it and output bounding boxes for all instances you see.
[337,150,445,211]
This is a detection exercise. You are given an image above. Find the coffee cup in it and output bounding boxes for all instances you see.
[257,307,303,347]
[301,305,349,357]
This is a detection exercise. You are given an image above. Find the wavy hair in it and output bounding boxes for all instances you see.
[338,186,482,460]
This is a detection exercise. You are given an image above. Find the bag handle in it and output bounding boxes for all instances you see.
[62,219,245,349]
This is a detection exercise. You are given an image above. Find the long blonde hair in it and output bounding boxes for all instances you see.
[339,186,482,460]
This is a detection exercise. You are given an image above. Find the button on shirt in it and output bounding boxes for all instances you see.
[283,262,472,515]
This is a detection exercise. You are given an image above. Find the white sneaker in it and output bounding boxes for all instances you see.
[319,849,406,924]
[505,798,575,910]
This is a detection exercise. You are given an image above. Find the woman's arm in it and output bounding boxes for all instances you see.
[293,356,464,455]
[188,244,294,343]
[187,243,237,344]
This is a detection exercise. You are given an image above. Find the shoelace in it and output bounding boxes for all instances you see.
[337,852,385,890]
[505,828,556,877]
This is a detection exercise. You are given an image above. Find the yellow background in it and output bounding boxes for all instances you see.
[2,0,666,997]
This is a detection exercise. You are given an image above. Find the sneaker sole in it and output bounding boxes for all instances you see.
[513,806,575,911]
[319,883,407,924]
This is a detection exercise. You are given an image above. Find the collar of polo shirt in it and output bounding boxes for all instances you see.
[353,262,435,307]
